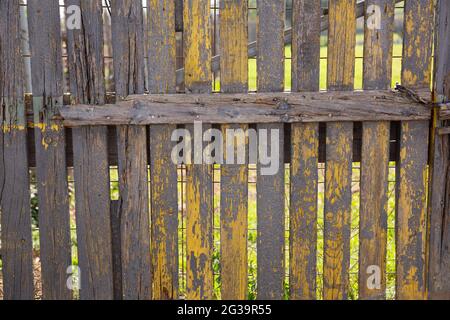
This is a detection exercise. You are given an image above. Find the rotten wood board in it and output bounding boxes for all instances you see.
[59,91,431,126]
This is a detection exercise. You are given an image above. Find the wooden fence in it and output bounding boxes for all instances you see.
[0,0,448,300]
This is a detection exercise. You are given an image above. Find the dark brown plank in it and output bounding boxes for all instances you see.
[290,0,321,300]
[184,0,214,300]
[27,0,72,300]
[396,0,433,300]
[111,0,151,300]
[359,0,394,300]
[324,0,355,300]
[66,0,114,300]
[428,0,450,299]
[256,0,285,300]
[148,0,179,300]
[0,0,34,300]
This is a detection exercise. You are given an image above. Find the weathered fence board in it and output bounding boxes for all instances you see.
[289,0,321,301]
[59,91,432,126]
[148,0,179,300]
[396,0,433,300]
[323,0,355,300]
[27,0,72,300]
[184,0,214,300]
[0,0,34,300]
[428,0,450,300]
[111,0,151,300]
[219,0,249,300]
[66,0,114,300]
[358,0,394,300]
[256,0,285,301]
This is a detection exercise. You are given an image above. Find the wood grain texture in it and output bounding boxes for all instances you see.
[66,0,114,300]
[149,125,178,299]
[324,0,355,300]
[148,0,179,300]
[0,0,34,300]
[327,0,356,91]
[111,0,151,300]
[363,0,395,90]
[59,90,432,126]
[256,0,285,300]
[396,0,433,300]
[396,121,429,300]
[27,0,72,300]
[359,122,389,299]
[219,0,248,300]
[428,0,450,299]
[292,0,321,92]
[290,0,320,300]
[290,123,319,300]
[358,0,394,300]
[184,0,214,300]
[183,0,212,93]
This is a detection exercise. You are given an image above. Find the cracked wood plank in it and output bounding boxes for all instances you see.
[256,0,285,300]
[290,0,321,300]
[66,0,114,300]
[0,0,34,300]
[396,0,433,300]
[148,0,179,300]
[358,0,394,300]
[27,0,72,300]
[219,0,248,300]
[323,0,355,300]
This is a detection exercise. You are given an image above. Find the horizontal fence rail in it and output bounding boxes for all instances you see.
[0,0,448,301]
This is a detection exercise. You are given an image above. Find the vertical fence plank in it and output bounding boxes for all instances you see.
[290,123,319,300]
[396,0,433,300]
[148,0,179,300]
[27,0,72,300]
[66,0,114,300]
[256,0,285,300]
[359,0,394,300]
[184,0,214,300]
[290,0,321,300]
[428,0,450,299]
[111,0,151,300]
[219,0,249,300]
[324,0,355,300]
[0,0,34,300]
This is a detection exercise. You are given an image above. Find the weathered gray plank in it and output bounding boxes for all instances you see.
[27,0,72,300]
[256,0,285,300]
[66,0,114,300]
[0,0,34,300]
[148,0,179,300]
[324,0,355,300]
[59,91,431,126]
[292,0,321,93]
[111,0,151,300]
[290,0,321,300]
[359,0,394,300]
[428,0,450,299]
[396,0,433,300]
